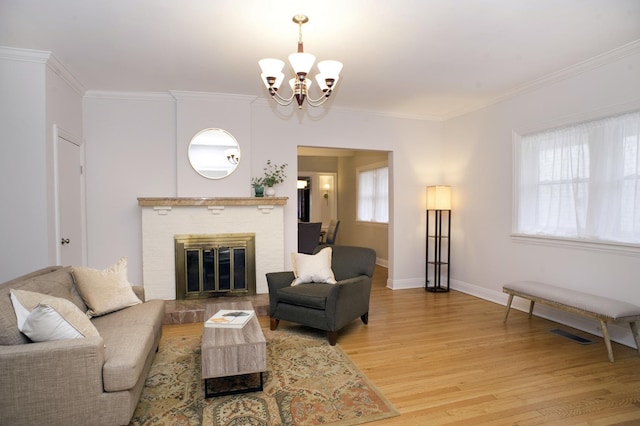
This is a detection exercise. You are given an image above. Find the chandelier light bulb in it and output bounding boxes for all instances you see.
[261,72,284,91]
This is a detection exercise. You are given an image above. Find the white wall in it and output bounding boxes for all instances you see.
[0,49,83,282]
[172,91,255,198]
[82,93,176,284]
[0,56,47,281]
[81,95,441,288]
[443,47,640,347]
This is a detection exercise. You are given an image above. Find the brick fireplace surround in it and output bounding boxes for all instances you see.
[138,197,287,324]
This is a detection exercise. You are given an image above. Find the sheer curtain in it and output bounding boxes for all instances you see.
[357,167,389,223]
[517,111,640,244]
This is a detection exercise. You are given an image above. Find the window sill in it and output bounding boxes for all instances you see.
[356,221,388,228]
[510,233,640,256]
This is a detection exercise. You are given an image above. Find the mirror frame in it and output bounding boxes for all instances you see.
[187,128,241,180]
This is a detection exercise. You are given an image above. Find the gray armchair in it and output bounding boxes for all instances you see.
[266,245,376,345]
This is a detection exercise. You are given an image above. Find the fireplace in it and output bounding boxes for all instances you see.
[138,197,286,300]
[175,233,256,300]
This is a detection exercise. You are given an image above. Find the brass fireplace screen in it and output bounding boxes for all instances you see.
[174,233,256,300]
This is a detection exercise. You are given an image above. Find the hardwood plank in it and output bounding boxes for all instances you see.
[159,266,640,424]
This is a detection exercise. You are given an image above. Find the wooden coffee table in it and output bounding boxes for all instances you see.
[201,300,267,398]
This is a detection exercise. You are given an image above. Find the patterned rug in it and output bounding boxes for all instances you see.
[130,327,398,425]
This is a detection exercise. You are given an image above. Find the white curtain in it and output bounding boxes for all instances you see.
[357,167,389,223]
[517,111,640,244]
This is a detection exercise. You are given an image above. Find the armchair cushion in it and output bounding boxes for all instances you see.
[291,247,337,286]
[277,283,335,309]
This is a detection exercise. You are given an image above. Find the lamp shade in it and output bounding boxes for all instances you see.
[426,186,451,210]
[317,60,343,79]
[259,58,285,75]
[288,52,316,75]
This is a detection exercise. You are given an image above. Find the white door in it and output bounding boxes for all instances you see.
[57,135,84,266]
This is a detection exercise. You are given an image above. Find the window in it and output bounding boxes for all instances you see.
[357,165,388,223]
[515,110,640,245]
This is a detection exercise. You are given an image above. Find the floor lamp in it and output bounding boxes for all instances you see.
[425,185,451,292]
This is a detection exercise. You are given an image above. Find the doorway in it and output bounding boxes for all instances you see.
[297,146,390,267]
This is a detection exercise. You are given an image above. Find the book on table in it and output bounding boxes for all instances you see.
[205,309,255,328]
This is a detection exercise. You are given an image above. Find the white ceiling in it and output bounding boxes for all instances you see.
[1,0,639,120]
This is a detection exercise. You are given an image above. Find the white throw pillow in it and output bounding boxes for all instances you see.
[72,257,141,317]
[291,247,337,286]
[10,289,100,342]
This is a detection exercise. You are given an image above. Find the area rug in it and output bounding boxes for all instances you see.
[129,328,398,426]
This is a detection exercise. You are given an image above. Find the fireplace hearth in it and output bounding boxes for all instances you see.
[174,233,256,300]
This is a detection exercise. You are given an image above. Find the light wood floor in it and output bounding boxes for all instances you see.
[162,266,640,425]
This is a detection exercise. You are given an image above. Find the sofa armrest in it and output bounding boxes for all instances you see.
[132,285,145,302]
[326,275,372,330]
[266,271,295,316]
[0,336,105,424]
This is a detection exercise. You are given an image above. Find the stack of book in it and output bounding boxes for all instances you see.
[205,309,255,328]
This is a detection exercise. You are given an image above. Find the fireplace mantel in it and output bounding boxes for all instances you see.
[137,197,288,207]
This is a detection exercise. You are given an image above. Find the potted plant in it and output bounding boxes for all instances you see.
[255,160,287,196]
[251,177,265,197]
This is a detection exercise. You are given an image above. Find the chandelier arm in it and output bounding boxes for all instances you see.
[271,91,295,106]
[305,91,333,106]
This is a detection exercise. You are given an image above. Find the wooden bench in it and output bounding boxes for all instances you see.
[503,281,640,362]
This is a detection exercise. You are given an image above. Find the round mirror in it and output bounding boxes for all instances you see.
[188,128,240,179]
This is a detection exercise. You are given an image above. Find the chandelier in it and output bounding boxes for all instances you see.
[259,15,343,109]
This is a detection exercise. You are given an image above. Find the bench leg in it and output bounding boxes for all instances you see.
[503,294,514,323]
[528,301,535,319]
[600,320,615,363]
[629,322,640,356]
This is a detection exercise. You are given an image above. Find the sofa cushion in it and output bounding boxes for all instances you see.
[72,257,141,317]
[0,267,86,345]
[277,283,335,309]
[91,299,165,391]
[10,289,99,341]
[90,299,165,344]
[97,323,155,392]
[291,247,337,286]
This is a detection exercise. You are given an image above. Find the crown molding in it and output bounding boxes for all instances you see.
[441,39,640,121]
[84,90,174,101]
[0,46,85,96]
[0,46,50,63]
[46,52,85,96]
[169,90,257,103]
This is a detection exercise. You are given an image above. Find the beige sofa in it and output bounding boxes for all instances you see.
[0,266,165,425]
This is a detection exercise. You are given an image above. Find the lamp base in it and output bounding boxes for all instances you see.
[425,285,450,293]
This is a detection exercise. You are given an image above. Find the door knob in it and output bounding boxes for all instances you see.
[61,238,70,245]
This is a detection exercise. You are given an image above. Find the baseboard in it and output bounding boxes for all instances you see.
[375,258,388,268]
